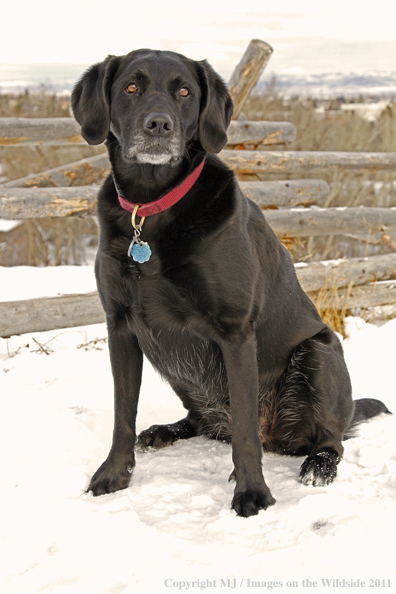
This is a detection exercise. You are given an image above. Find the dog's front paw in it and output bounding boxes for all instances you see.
[232,487,276,518]
[299,451,340,487]
[87,455,135,496]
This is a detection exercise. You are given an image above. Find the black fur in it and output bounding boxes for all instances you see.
[72,49,389,517]
[344,398,391,439]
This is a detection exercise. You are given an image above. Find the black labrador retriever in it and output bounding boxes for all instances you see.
[72,49,389,517]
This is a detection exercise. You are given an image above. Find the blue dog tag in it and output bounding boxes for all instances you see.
[131,241,151,263]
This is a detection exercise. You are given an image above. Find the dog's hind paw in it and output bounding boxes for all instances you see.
[232,487,276,518]
[299,451,340,487]
[137,419,196,451]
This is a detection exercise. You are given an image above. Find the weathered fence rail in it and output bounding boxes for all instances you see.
[295,253,396,292]
[0,292,104,337]
[3,147,395,196]
[1,153,110,188]
[2,162,329,206]
[221,149,396,175]
[266,206,396,237]
[0,117,297,148]
[0,181,334,218]
[1,255,395,337]
[1,187,394,238]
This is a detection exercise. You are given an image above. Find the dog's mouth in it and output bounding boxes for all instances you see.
[135,148,176,165]
[124,134,182,165]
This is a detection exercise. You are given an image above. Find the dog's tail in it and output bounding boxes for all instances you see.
[344,398,392,440]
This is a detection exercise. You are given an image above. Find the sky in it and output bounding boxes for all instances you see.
[2,0,396,77]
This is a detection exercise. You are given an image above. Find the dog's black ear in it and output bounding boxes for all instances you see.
[71,55,121,145]
[196,60,234,154]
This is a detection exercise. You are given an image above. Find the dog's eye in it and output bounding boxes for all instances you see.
[178,87,190,97]
[126,83,138,94]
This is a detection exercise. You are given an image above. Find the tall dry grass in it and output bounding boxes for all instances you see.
[0,89,70,118]
[244,92,396,153]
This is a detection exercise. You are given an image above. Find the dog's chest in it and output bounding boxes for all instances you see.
[125,268,226,390]
[137,322,221,388]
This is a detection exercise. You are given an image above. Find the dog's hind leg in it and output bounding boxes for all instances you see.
[301,399,391,484]
[269,328,354,487]
[295,329,353,487]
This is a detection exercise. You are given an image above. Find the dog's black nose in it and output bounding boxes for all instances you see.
[143,112,174,136]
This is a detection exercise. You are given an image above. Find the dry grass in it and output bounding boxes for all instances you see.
[308,280,354,336]
[0,89,70,118]
[244,92,396,153]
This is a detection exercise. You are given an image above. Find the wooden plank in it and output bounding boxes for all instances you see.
[2,277,395,337]
[3,121,395,174]
[241,179,329,207]
[0,180,330,218]
[0,117,82,146]
[0,186,98,218]
[265,206,396,237]
[220,149,396,174]
[1,154,110,188]
[228,40,273,120]
[0,117,294,147]
[295,253,396,293]
[227,120,296,146]
[0,292,105,338]
[6,147,395,180]
[2,190,394,238]
[307,280,396,311]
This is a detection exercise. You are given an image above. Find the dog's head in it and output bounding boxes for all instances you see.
[71,49,233,164]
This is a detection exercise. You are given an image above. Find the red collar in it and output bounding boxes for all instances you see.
[117,158,205,217]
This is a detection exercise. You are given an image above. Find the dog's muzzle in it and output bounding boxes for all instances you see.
[126,112,182,165]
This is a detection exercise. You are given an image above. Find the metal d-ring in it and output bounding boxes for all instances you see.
[131,204,145,231]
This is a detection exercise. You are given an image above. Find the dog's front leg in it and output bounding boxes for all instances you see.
[88,319,143,496]
[221,331,276,517]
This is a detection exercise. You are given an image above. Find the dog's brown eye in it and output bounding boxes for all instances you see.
[178,87,189,97]
[126,83,138,94]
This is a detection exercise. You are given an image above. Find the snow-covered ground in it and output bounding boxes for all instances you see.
[1,265,395,593]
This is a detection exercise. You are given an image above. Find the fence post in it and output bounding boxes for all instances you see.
[228,39,273,120]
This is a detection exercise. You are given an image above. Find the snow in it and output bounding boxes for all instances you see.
[0,219,20,232]
[340,102,391,123]
[1,265,395,593]
[0,265,97,301]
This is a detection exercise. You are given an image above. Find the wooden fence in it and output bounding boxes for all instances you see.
[1,39,396,337]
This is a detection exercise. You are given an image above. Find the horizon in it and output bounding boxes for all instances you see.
[2,64,396,100]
